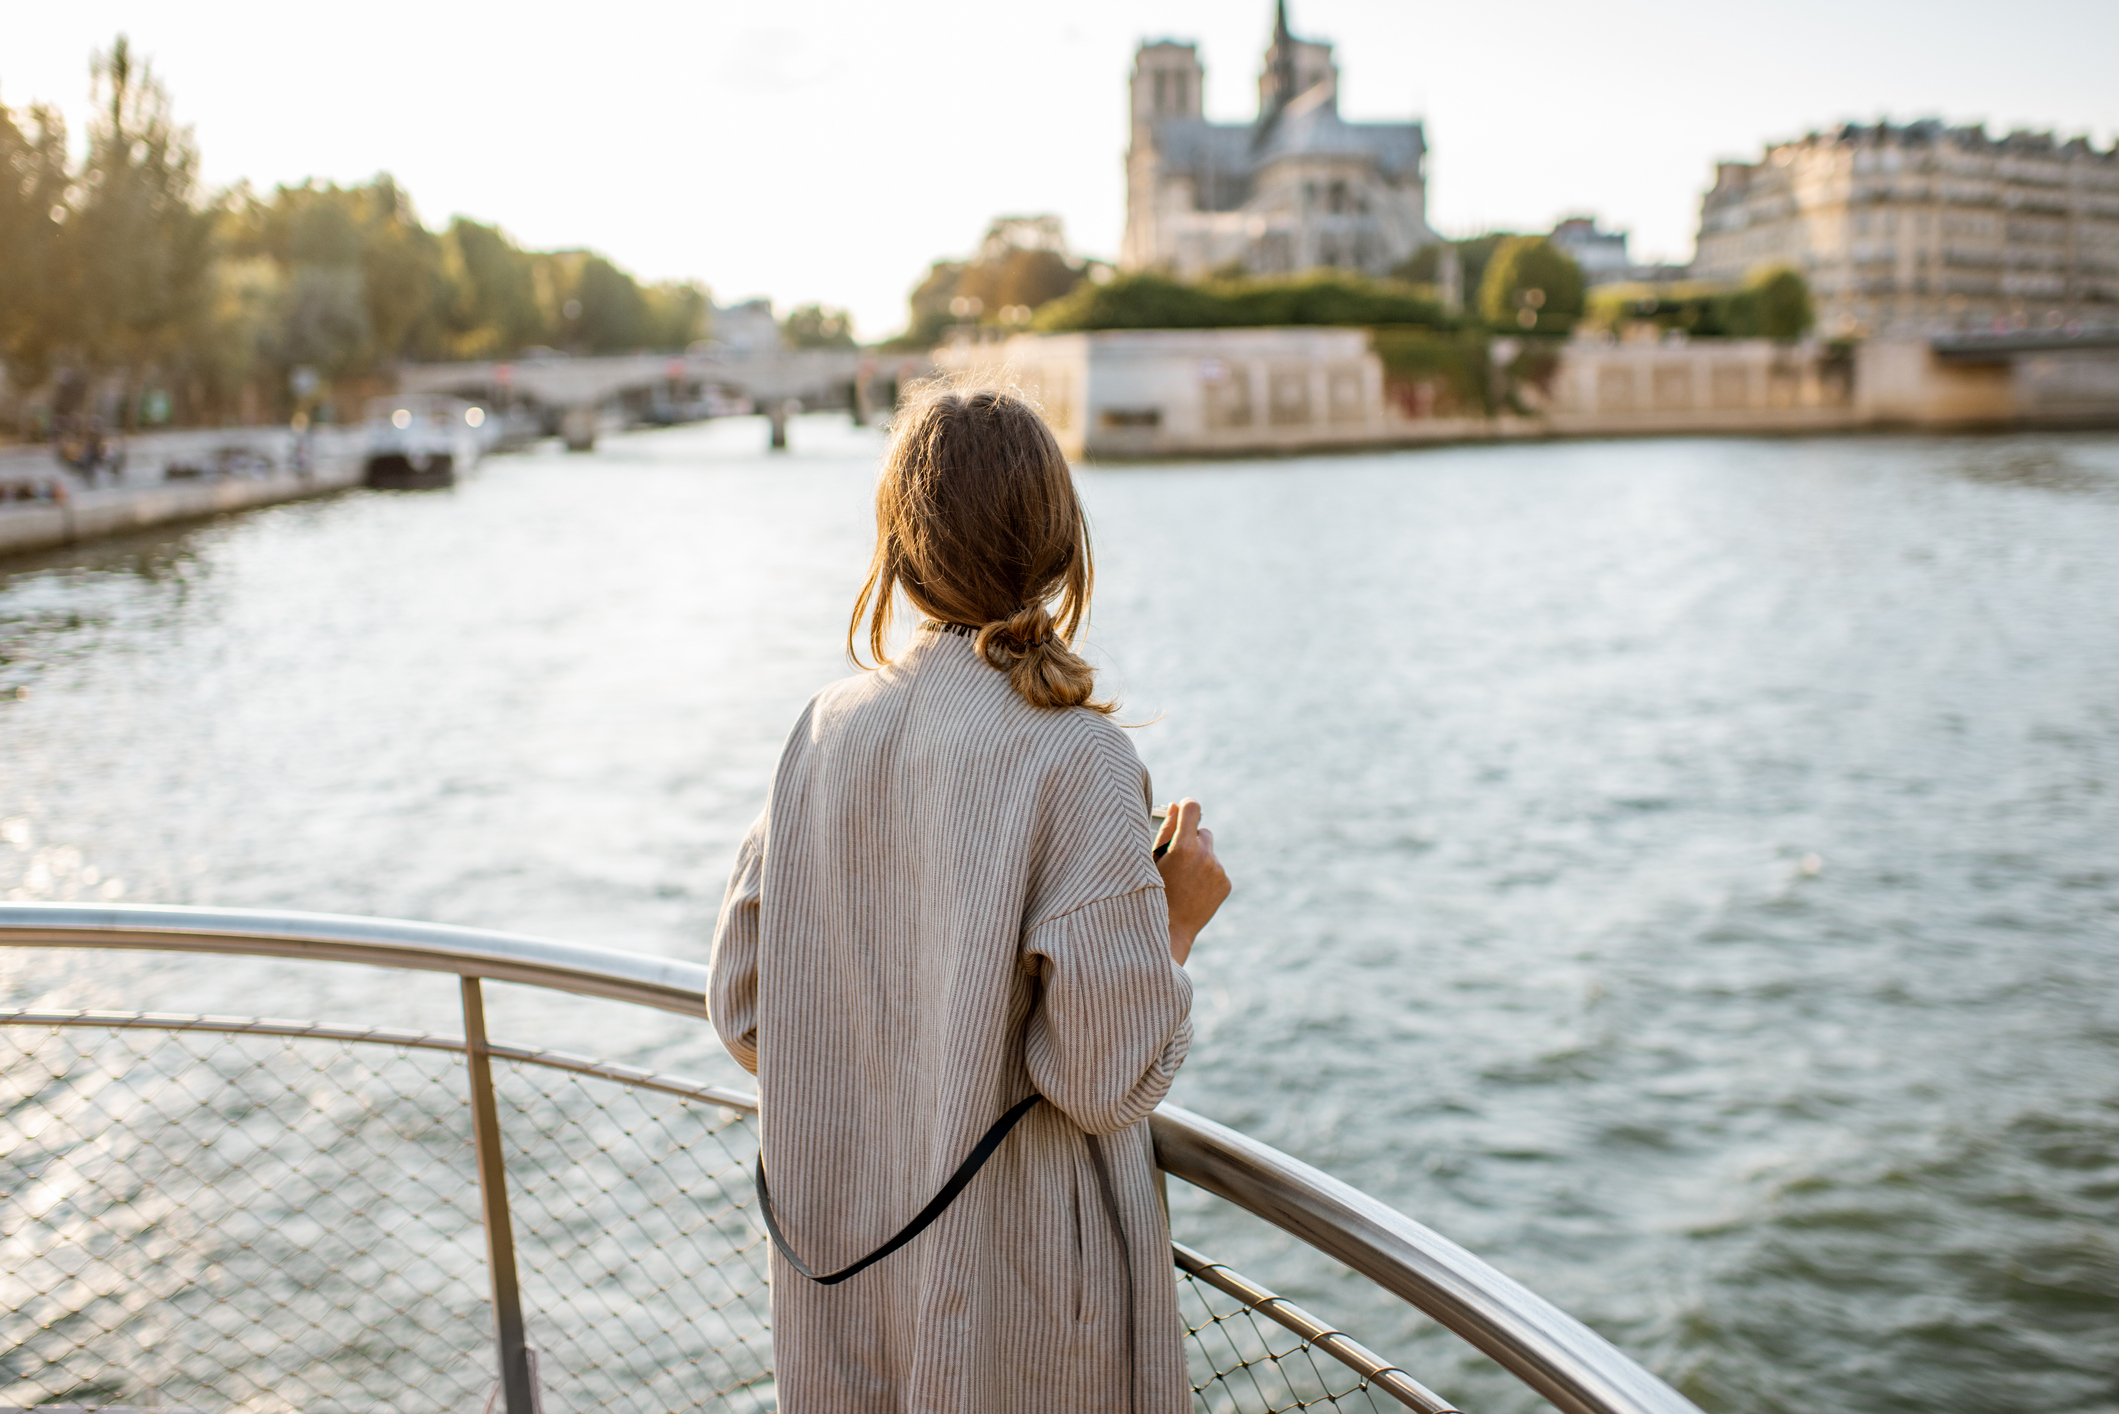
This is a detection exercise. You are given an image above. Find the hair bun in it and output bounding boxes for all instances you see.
[974,605,1056,660]
[973,604,1098,710]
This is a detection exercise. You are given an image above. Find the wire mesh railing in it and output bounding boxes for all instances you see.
[1,1020,492,1413]
[1,1012,1439,1414]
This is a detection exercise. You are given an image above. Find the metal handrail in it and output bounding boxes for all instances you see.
[0,902,710,1016]
[2,902,1704,1414]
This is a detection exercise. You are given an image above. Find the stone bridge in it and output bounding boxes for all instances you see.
[397,348,935,449]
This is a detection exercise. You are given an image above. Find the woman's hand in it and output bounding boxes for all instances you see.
[1154,798,1230,966]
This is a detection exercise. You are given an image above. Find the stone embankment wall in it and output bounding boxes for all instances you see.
[938,329,2119,459]
[0,427,363,560]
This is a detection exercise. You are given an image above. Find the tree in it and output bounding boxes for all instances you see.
[66,37,218,419]
[898,216,1093,346]
[351,177,446,365]
[1476,237,1584,335]
[3,37,715,428]
[1583,269,1815,342]
[1031,269,1445,333]
[1730,267,1813,340]
[223,175,450,407]
[444,216,544,359]
[643,281,708,349]
[0,97,72,387]
[780,303,856,348]
[1397,233,1513,306]
[904,259,968,347]
[567,254,649,352]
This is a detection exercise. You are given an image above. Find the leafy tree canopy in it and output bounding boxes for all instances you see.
[1396,233,1514,305]
[900,215,1097,347]
[1032,269,1447,333]
[1475,237,1585,335]
[1585,267,1815,341]
[0,36,709,429]
[0,95,72,385]
[781,304,856,349]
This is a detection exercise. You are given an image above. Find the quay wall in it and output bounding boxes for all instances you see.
[0,427,363,561]
[937,330,2119,459]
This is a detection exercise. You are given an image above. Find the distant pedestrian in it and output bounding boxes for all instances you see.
[710,386,1229,1413]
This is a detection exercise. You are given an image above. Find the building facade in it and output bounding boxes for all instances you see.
[1549,217,1632,284]
[1694,121,2119,337]
[1120,3,1434,280]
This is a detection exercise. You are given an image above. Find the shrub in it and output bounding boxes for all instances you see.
[1371,327,1493,417]
[1476,238,1585,336]
[1032,269,1447,333]
[1586,267,1814,341]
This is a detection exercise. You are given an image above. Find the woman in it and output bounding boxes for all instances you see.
[710,387,1230,1413]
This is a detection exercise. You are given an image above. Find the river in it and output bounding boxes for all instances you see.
[3,417,2116,1412]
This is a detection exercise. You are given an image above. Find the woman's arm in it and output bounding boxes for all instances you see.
[707,812,768,1074]
[1023,887,1195,1134]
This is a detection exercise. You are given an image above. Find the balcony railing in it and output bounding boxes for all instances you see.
[1,903,1707,1414]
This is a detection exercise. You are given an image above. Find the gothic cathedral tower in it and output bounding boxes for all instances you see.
[1121,4,1434,279]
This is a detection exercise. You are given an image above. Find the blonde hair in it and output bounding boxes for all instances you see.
[849,385,1112,713]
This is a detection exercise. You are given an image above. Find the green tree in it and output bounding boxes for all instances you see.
[1397,233,1513,306]
[224,176,450,404]
[1585,269,1815,342]
[898,216,1094,346]
[443,216,544,359]
[0,96,72,388]
[780,303,856,348]
[903,259,968,347]
[570,254,649,352]
[1032,269,1444,333]
[66,37,218,420]
[1476,237,1583,335]
[182,253,283,420]
[1727,267,1813,340]
[643,281,708,349]
[351,178,446,365]
[4,38,716,425]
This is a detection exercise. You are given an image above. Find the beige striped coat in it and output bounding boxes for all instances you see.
[710,625,1194,1413]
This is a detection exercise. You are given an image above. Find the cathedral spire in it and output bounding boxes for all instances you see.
[1269,1,1296,111]
[1257,0,1300,146]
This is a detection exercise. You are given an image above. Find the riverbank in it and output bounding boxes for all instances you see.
[0,428,364,559]
[940,330,2119,460]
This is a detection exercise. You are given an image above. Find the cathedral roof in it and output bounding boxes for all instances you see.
[1254,91,1424,175]
[1148,102,1426,195]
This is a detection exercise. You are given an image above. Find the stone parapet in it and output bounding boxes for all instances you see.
[937,329,2119,459]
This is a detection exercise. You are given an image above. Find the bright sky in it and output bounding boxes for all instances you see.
[7,0,2116,340]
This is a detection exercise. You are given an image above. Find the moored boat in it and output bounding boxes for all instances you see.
[363,394,486,489]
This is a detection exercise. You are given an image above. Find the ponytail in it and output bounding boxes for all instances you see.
[972,604,1110,714]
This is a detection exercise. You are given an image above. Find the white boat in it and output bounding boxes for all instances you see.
[363,394,487,489]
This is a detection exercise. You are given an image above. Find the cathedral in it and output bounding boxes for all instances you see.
[1120,3,1436,279]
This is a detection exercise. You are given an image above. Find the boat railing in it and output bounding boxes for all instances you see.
[0,903,1705,1414]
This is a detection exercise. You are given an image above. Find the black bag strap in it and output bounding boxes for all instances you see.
[756,1093,1043,1286]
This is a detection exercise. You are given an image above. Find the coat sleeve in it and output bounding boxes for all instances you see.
[708,810,768,1074]
[1023,885,1194,1134]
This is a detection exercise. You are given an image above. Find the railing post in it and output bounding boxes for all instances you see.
[462,975,536,1414]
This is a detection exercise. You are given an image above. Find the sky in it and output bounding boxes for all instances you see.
[6,0,2116,340]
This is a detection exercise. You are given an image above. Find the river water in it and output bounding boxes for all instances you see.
[3,418,2116,1413]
